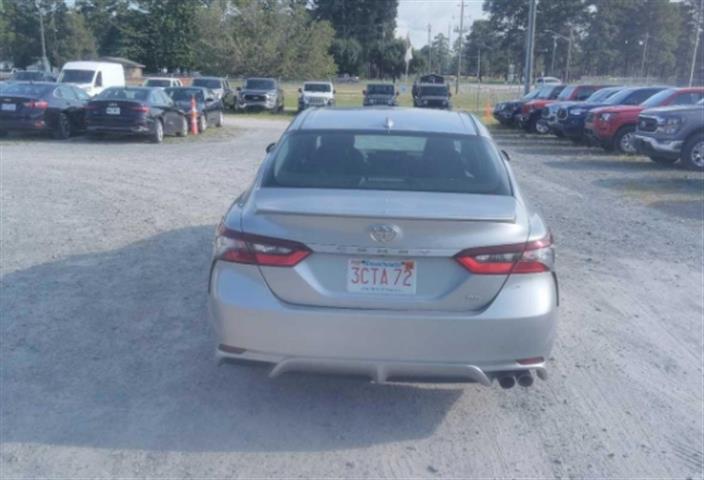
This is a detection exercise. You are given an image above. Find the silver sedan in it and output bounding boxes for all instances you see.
[208,108,558,389]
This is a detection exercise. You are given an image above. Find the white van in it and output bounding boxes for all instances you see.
[58,61,125,96]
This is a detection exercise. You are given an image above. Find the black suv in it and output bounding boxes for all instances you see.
[634,99,704,170]
[362,83,398,107]
[413,83,452,110]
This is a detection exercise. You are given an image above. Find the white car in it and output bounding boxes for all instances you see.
[143,77,183,88]
[534,76,562,88]
[298,81,335,111]
[58,61,125,97]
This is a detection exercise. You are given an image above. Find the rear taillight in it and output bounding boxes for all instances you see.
[455,235,554,275]
[215,224,311,267]
[132,104,149,112]
[23,100,48,110]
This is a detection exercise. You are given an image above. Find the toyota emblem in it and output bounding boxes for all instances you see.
[368,224,400,243]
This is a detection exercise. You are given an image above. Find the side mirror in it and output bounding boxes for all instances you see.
[236,86,241,91]
[501,150,511,162]
[298,88,302,93]
[333,89,337,94]
[362,90,367,95]
[266,142,276,153]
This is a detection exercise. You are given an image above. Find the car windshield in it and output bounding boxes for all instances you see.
[60,69,95,83]
[244,79,275,90]
[420,85,448,96]
[304,83,331,92]
[367,84,394,95]
[145,79,172,87]
[95,88,149,101]
[537,86,561,99]
[522,89,541,100]
[557,86,576,100]
[1,82,54,97]
[264,131,511,196]
[586,88,619,102]
[640,88,676,108]
[193,78,223,89]
[165,88,204,101]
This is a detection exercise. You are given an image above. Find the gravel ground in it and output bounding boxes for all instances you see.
[1,117,702,479]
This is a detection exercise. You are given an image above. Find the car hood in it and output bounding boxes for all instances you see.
[640,104,704,115]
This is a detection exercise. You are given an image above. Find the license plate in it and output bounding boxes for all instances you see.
[106,107,120,115]
[1,103,16,111]
[347,258,417,295]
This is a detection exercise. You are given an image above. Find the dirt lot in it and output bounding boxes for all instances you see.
[1,117,702,478]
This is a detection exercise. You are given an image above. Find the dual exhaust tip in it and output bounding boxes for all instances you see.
[498,371,534,389]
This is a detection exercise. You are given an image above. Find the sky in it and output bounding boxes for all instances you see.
[396,0,488,49]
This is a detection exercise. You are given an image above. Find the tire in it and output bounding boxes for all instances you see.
[648,155,677,165]
[526,114,539,133]
[151,119,164,144]
[53,113,71,140]
[215,110,224,128]
[681,133,704,171]
[535,119,550,135]
[614,125,637,154]
[177,117,188,137]
[198,114,207,133]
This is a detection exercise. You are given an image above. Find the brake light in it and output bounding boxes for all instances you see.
[23,100,48,110]
[455,234,554,274]
[215,224,311,267]
[132,104,149,112]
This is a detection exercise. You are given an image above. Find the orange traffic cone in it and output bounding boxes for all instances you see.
[190,95,198,135]
[483,101,492,123]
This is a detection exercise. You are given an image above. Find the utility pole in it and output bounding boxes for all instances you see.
[36,0,49,72]
[475,44,482,109]
[523,0,537,94]
[550,35,557,76]
[427,23,432,73]
[690,0,703,87]
[455,0,465,94]
[639,32,649,79]
[565,27,573,82]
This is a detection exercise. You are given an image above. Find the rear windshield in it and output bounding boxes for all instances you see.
[537,85,563,99]
[420,85,449,96]
[60,69,95,83]
[1,83,54,97]
[557,86,576,100]
[586,88,619,102]
[367,84,394,95]
[304,83,331,92]
[640,88,676,108]
[193,78,223,89]
[263,131,511,196]
[145,79,171,87]
[12,71,46,81]
[244,79,275,90]
[95,88,149,101]
[165,88,204,101]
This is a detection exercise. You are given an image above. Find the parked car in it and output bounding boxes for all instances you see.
[534,76,561,88]
[521,84,605,133]
[411,74,445,103]
[85,86,188,143]
[58,61,125,97]
[546,86,623,139]
[634,98,704,170]
[8,70,57,82]
[493,88,542,126]
[191,76,236,109]
[235,77,284,112]
[362,83,398,106]
[209,107,557,389]
[0,82,89,139]
[585,87,704,154]
[515,84,566,132]
[413,83,452,109]
[298,81,335,111]
[143,77,183,88]
[164,86,224,132]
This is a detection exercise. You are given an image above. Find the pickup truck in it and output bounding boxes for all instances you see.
[585,87,704,154]
[519,84,605,133]
[493,88,541,126]
[634,99,704,170]
[544,86,623,140]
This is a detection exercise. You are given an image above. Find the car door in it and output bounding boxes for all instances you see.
[71,86,90,129]
[57,85,81,128]
[156,90,182,134]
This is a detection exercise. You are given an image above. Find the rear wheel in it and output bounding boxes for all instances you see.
[681,133,704,171]
[614,125,637,154]
[215,110,224,128]
[198,114,207,133]
[648,155,677,165]
[535,119,550,135]
[177,117,188,137]
[53,113,71,140]
[151,119,164,144]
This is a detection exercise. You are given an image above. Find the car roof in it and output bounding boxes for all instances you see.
[245,77,275,81]
[289,107,483,136]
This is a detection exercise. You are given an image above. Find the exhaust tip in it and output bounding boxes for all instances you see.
[517,371,534,387]
[498,375,516,389]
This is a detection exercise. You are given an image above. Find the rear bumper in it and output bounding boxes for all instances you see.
[633,134,683,158]
[0,117,47,131]
[208,263,558,383]
[86,123,150,135]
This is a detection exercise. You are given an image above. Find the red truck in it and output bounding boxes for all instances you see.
[585,87,704,154]
[518,84,606,133]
